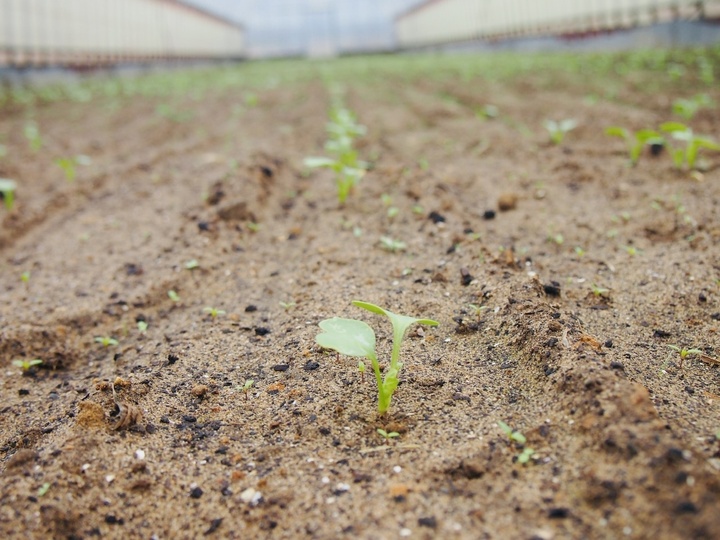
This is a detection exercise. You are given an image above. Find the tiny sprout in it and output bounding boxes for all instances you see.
[353,226,362,237]
[247,222,261,232]
[606,127,664,166]
[377,428,400,441]
[477,104,499,119]
[668,345,703,370]
[0,178,17,210]
[412,205,424,215]
[574,246,586,257]
[55,157,78,182]
[418,158,429,170]
[380,193,393,206]
[498,421,527,445]
[168,290,180,302]
[380,236,407,252]
[468,304,488,319]
[590,284,610,297]
[12,358,43,372]
[279,301,296,310]
[672,94,712,120]
[387,207,399,219]
[358,360,366,381]
[95,336,119,347]
[544,119,577,145]
[203,307,226,318]
[21,271,30,283]
[547,233,564,245]
[239,379,254,400]
[517,447,535,465]
[24,121,42,152]
[622,245,640,256]
[37,483,51,497]
[184,259,199,270]
[137,321,148,334]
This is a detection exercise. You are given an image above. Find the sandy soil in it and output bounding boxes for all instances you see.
[1,51,720,539]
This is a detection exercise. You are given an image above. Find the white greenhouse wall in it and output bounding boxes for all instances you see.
[0,0,245,66]
[396,0,720,47]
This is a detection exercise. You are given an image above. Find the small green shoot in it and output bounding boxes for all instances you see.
[239,379,254,400]
[606,126,664,166]
[316,301,438,414]
[168,290,180,302]
[21,271,30,284]
[547,233,564,246]
[184,259,199,270]
[498,420,527,445]
[476,104,499,119]
[203,307,225,318]
[0,178,17,210]
[279,301,296,310]
[574,246,586,257]
[517,447,535,465]
[668,345,703,370]
[379,236,406,252]
[468,304,488,319]
[590,284,610,297]
[247,222,261,232]
[622,245,640,256]
[37,483,51,497]
[377,428,400,441]
[661,122,720,170]
[358,360,366,381]
[672,94,712,120]
[94,336,118,347]
[24,121,42,152]
[137,321,148,334]
[544,119,577,145]
[12,358,43,372]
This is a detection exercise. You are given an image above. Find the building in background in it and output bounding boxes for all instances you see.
[0,0,245,67]
[396,0,720,49]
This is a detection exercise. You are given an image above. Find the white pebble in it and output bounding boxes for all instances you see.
[135,449,145,460]
[400,528,412,537]
[393,466,402,474]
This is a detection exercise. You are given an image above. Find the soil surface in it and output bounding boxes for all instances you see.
[1,51,720,540]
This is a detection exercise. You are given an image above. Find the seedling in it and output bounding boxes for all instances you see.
[605,127,664,166]
[0,178,17,210]
[379,236,407,252]
[55,155,89,182]
[574,246,586,257]
[247,222,261,232]
[12,358,43,372]
[672,94,712,120]
[137,321,148,334]
[498,420,526,445]
[622,245,640,256]
[279,301,296,310]
[468,304,488,320]
[476,104,499,119]
[377,428,400,441]
[547,233,564,246]
[184,259,199,270]
[590,284,610,297]
[315,301,438,414]
[661,122,720,170]
[239,379,254,400]
[37,483,51,497]
[94,336,119,347]
[21,271,30,283]
[357,360,366,381]
[517,447,535,465]
[667,345,703,370]
[544,119,577,145]
[24,121,42,152]
[168,290,180,302]
[203,306,225,318]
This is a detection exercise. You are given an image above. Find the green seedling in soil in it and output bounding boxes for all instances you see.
[12,358,43,372]
[660,122,720,170]
[24,121,42,152]
[239,379,254,400]
[590,284,610,297]
[316,300,438,414]
[517,447,535,465]
[387,207,399,219]
[412,205,424,215]
[94,336,118,347]
[358,360,366,381]
[377,428,400,441]
[544,119,577,145]
[37,483,51,497]
[667,345,703,370]
[498,420,527,445]
[468,304,488,320]
[574,246,586,257]
[672,94,712,120]
[418,158,429,170]
[54,155,89,182]
[184,259,199,270]
[247,222,261,232]
[380,236,406,252]
[605,126,664,165]
[0,178,17,210]
[168,290,180,302]
[476,104,499,119]
[547,233,564,246]
[21,271,30,284]
[279,301,296,310]
[137,321,148,334]
[203,307,225,318]
[623,245,640,256]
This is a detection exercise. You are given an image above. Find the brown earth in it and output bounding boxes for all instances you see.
[1,52,720,539]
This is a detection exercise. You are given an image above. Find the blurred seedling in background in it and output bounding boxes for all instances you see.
[24,121,42,152]
[246,221,261,232]
[21,271,30,284]
[279,301,296,310]
[12,358,43,373]
[574,246,586,257]
[543,119,577,145]
[498,421,535,464]
[605,127,664,166]
[0,178,17,210]
[239,379,254,401]
[377,428,400,441]
[55,155,90,182]
[623,245,640,256]
[590,284,610,298]
[137,321,148,334]
[184,259,199,270]
[661,122,720,170]
[316,301,438,414]
[672,94,712,120]
[203,306,225,319]
[168,290,180,302]
[476,104,499,119]
[468,304,488,320]
[380,236,407,252]
[95,336,118,347]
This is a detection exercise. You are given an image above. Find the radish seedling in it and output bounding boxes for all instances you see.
[380,237,406,252]
[168,290,180,302]
[660,122,720,170]
[672,94,712,120]
[544,119,576,145]
[239,379,254,400]
[316,301,438,414]
[498,420,526,444]
[605,127,664,166]
[95,336,118,347]
[137,321,148,334]
[667,345,703,370]
[203,307,225,318]
[377,428,400,441]
[12,358,43,372]
[0,178,17,210]
[24,121,42,152]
